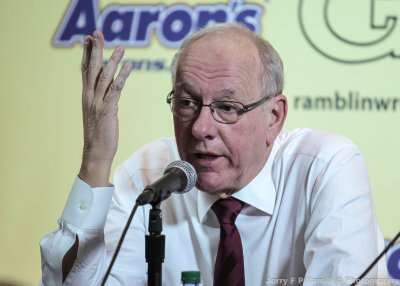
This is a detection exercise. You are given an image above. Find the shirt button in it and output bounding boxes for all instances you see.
[80,202,88,210]
[73,260,82,267]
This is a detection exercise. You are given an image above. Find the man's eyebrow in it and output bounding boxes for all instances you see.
[175,82,199,96]
[175,83,239,100]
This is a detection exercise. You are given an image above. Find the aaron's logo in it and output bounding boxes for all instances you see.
[53,0,263,48]
[298,0,400,63]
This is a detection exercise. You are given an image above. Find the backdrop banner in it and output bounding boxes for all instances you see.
[0,0,398,285]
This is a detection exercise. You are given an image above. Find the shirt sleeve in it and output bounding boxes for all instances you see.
[303,148,389,285]
[39,176,114,286]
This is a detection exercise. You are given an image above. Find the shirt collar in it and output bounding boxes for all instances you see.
[197,141,279,223]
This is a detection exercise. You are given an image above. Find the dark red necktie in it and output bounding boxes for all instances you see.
[212,197,245,286]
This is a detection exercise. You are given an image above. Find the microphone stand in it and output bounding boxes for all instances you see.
[145,202,165,286]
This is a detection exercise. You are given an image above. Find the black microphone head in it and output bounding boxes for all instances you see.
[165,160,197,193]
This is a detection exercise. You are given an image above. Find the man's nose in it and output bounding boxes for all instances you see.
[191,106,217,141]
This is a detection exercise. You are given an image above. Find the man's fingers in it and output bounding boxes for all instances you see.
[105,63,132,105]
[80,30,130,112]
[94,45,125,102]
[87,30,104,89]
[81,35,93,88]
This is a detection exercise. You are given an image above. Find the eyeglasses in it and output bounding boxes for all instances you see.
[166,90,271,124]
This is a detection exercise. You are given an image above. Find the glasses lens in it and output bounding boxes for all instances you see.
[171,97,199,118]
[212,101,241,123]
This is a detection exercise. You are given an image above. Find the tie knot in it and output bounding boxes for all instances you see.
[211,197,244,225]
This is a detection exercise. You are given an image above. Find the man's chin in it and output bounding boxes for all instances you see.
[195,180,236,198]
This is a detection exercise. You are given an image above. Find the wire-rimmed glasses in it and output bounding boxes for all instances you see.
[166,90,271,124]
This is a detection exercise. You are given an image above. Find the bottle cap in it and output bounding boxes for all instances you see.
[181,271,201,283]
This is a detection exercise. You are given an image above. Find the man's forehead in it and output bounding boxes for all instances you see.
[174,32,263,100]
[176,35,260,75]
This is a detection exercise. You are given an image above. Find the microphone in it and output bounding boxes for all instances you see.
[136,160,197,206]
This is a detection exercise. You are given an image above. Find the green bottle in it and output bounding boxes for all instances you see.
[181,271,201,286]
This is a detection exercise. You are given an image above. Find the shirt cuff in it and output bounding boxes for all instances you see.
[61,176,114,230]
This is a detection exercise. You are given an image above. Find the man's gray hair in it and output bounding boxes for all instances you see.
[170,22,284,98]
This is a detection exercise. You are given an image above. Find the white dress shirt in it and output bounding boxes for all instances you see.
[40,128,388,286]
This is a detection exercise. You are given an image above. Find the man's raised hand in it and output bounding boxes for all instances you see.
[78,30,131,187]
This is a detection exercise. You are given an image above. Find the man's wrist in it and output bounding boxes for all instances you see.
[79,158,113,188]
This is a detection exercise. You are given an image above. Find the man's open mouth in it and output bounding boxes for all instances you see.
[195,153,220,159]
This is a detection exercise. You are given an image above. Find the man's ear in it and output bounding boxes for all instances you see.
[266,94,288,145]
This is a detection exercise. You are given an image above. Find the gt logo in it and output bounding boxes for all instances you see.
[298,0,400,64]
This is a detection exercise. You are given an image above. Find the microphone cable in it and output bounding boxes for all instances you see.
[101,202,140,286]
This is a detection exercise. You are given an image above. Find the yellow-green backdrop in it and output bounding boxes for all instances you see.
[0,0,399,285]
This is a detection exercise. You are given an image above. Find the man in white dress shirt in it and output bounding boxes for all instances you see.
[40,23,388,285]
